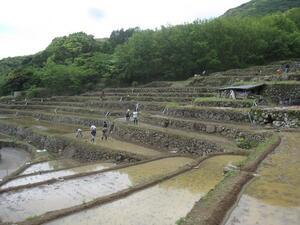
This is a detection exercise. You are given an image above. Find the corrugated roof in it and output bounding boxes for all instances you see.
[218,83,265,91]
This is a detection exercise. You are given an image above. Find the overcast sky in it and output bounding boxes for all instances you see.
[0,0,250,59]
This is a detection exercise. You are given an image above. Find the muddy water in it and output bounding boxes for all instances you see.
[0,157,194,223]
[1,162,115,189]
[21,159,84,175]
[225,132,300,225]
[45,155,245,225]
[0,147,30,179]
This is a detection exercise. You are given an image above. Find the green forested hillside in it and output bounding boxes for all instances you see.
[224,0,300,17]
[0,8,300,96]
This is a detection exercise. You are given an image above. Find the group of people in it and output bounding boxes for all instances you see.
[75,121,115,143]
[276,64,290,74]
[75,102,140,143]
[125,109,139,125]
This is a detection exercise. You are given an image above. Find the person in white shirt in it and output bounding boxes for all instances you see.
[132,111,138,125]
[76,128,83,138]
[90,125,97,143]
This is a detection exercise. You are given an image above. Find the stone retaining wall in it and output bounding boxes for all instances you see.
[193,100,252,108]
[113,123,223,155]
[165,107,250,123]
[250,108,300,128]
[141,115,267,142]
[0,121,142,163]
[103,87,212,93]
[261,83,300,103]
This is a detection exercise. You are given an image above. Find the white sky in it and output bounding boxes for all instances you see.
[0,0,250,59]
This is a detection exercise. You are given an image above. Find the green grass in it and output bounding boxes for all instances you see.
[165,102,180,108]
[176,217,186,225]
[239,134,278,167]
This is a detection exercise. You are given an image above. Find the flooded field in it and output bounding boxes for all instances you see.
[45,155,245,225]
[0,147,30,179]
[1,162,115,189]
[225,132,300,225]
[0,157,194,223]
[21,159,85,175]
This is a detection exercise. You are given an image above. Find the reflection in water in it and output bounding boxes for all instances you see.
[225,195,300,225]
[45,155,245,225]
[21,159,84,175]
[226,133,300,225]
[0,157,193,223]
[1,163,114,189]
[0,148,30,179]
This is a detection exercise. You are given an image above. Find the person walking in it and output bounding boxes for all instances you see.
[90,125,97,143]
[133,110,138,125]
[101,121,108,140]
[75,128,83,138]
[125,109,130,122]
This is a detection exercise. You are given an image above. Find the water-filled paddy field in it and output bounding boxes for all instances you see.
[225,132,300,225]
[0,157,194,223]
[44,155,245,225]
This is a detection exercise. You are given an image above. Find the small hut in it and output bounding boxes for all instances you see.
[218,83,265,99]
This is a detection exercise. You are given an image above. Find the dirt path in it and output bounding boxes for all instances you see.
[224,132,300,225]
[64,132,162,157]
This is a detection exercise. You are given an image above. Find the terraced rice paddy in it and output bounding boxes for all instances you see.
[0,62,299,225]
[20,159,86,175]
[225,132,300,225]
[0,147,30,179]
[0,157,194,223]
[1,161,115,189]
[45,155,245,225]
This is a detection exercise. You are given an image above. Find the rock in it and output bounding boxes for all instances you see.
[206,125,216,133]
[273,121,284,128]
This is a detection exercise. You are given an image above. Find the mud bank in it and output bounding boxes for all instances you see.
[0,157,193,223]
[182,135,281,225]
[1,162,114,189]
[225,132,300,225]
[44,155,245,225]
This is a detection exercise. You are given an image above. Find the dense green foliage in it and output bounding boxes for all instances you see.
[224,0,300,17]
[0,8,300,96]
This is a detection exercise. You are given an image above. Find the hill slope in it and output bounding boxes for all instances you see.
[224,0,300,17]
